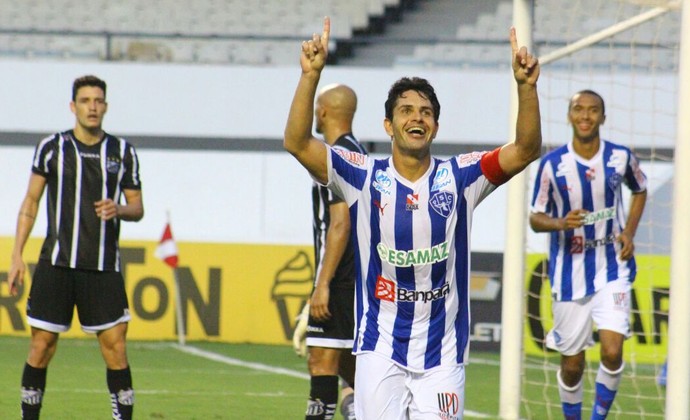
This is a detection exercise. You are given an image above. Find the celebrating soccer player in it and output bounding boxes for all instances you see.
[285,17,541,418]
[529,90,647,419]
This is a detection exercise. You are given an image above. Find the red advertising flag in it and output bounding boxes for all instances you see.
[155,222,179,268]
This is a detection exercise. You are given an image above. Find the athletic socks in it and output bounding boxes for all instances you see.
[305,375,338,420]
[107,367,134,420]
[557,369,583,420]
[340,391,356,420]
[21,363,47,420]
[592,362,624,420]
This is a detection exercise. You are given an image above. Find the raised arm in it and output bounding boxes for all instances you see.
[498,27,542,177]
[284,17,331,184]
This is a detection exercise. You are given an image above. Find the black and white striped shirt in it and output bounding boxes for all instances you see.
[312,133,367,289]
[31,130,142,272]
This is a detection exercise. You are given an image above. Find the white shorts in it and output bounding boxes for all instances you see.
[546,279,632,356]
[355,352,465,420]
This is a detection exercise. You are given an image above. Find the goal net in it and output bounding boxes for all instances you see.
[521,0,681,418]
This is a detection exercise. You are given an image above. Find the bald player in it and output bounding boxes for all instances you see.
[302,83,366,420]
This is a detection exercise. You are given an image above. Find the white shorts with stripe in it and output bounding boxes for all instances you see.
[355,352,465,419]
[546,279,632,356]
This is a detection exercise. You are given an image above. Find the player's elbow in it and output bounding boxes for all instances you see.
[520,137,542,165]
[528,213,543,232]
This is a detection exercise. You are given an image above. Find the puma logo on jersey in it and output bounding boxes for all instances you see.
[373,199,388,215]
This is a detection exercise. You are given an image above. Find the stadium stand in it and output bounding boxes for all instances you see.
[0,0,390,65]
[0,0,680,68]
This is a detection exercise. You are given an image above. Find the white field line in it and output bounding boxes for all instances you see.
[172,344,496,419]
[171,343,310,380]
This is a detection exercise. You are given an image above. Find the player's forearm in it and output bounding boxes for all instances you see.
[315,223,350,288]
[117,202,144,222]
[623,191,647,238]
[12,199,39,258]
[529,212,563,233]
[514,84,542,166]
[284,72,320,156]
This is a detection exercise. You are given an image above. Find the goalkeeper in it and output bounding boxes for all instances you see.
[292,83,365,420]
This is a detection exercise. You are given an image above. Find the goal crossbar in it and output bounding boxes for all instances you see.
[538,1,681,66]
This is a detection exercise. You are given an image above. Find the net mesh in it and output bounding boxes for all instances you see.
[522,0,680,417]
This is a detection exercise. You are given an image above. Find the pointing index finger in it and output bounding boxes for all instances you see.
[509,26,518,54]
[322,16,331,47]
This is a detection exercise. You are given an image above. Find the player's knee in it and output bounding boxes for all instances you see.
[600,348,623,370]
[560,361,584,385]
[308,351,339,375]
[28,338,58,366]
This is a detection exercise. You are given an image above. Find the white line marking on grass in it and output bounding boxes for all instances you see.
[173,344,495,419]
[172,344,310,380]
[46,388,302,398]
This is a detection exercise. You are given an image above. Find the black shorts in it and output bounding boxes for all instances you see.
[306,286,355,349]
[27,259,131,333]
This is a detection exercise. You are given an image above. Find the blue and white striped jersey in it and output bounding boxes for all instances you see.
[530,140,647,301]
[325,146,507,372]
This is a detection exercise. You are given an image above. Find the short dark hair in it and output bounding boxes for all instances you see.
[72,75,107,101]
[385,77,441,123]
[570,89,605,115]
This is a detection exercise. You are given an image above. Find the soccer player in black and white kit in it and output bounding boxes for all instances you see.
[8,75,143,420]
[300,84,365,420]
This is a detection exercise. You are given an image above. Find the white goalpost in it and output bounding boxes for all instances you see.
[500,0,687,418]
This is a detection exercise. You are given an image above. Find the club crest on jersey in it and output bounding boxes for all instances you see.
[430,191,455,218]
[406,194,419,210]
[585,167,596,181]
[607,172,623,191]
[431,167,451,191]
[373,169,392,196]
[106,158,121,174]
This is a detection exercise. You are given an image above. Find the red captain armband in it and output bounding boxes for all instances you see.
[480,147,511,186]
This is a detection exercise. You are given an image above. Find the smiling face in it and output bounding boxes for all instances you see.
[568,92,605,144]
[70,85,108,133]
[384,89,439,159]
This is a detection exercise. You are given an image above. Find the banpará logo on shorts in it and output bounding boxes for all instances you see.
[377,242,449,267]
[582,207,615,225]
[375,275,450,303]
